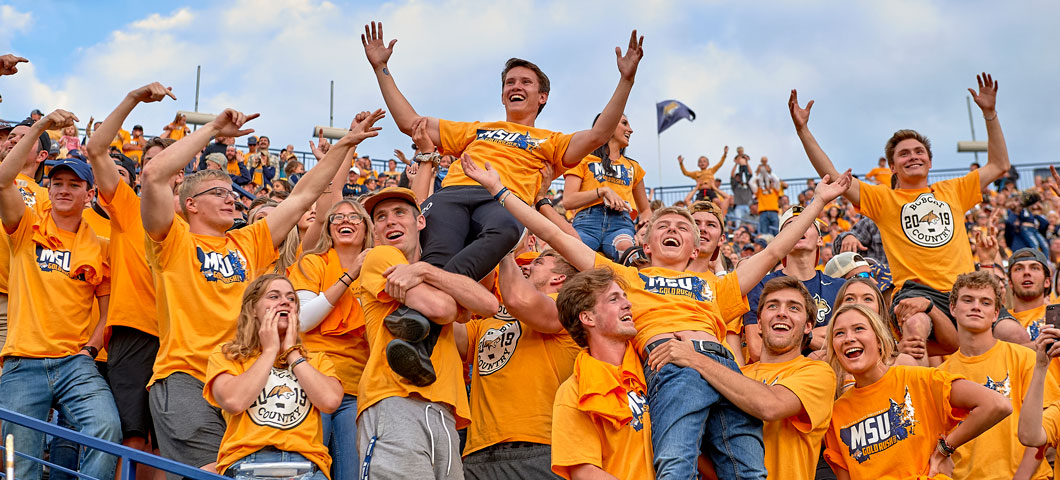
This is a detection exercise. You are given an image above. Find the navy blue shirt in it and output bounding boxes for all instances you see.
[743,270,843,328]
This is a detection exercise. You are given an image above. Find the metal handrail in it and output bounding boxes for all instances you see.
[0,407,226,480]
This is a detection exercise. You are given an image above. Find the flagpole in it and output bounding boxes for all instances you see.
[656,130,662,201]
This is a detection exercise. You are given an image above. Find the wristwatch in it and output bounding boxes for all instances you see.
[535,198,553,211]
[81,345,99,359]
[414,151,441,167]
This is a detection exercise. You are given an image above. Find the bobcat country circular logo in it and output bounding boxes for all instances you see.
[249,367,311,430]
[900,193,954,248]
[477,316,522,376]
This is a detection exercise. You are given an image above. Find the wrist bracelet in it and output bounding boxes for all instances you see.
[596,187,601,198]
[277,344,306,366]
[288,357,308,374]
[493,187,510,201]
[498,190,513,206]
[936,436,955,457]
[924,301,934,315]
[340,272,353,286]
[984,112,997,121]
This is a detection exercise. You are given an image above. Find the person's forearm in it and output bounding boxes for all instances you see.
[144,123,218,183]
[87,95,139,196]
[946,391,1011,450]
[422,265,498,318]
[371,64,419,136]
[1018,364,1049,447]
[541,205,580,239]
[735,192,827,293]
[561,187,603,211]
[286,353,343,413]
[680,162,695,179]
[1013,447,1042,479]
[214,352,276,413]
[795,126,841,181]
[411,161,435,204]
[284,140,354,215]
[484,179,593,271]
[86,296,109,350]
[682,352,799,422]
[569,77,635,166]
[983,111,1010,178]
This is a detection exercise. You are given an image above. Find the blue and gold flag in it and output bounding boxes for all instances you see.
[656,100,695,134]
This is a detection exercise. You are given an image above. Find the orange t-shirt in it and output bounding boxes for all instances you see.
[97,181,158,337]
[1012,304,1047,341]
[204,347,336,478]
[858,170,981,292]
[551,345,654,479]
[598,255,728,353]
[163,124,189,141]
[693,270,749,336]
[463,300,580,455]
[147,219,277,385]
[938,341,1056,480]
[287,249,371,396]
[355,246,470,427]
[438,120,574,204]
[80,207,112,362]
[742,356,836,480]
[110,129,131,153]
[681,160,724,190]
[757,188,780,213]
[0,174,50,294]
[1039,401,1060,479]
[824,366,968,480]
[2,207,109,358]
[866,167,893,186]
[566,154,645,219]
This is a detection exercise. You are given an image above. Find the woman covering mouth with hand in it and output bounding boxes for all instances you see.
[821,304,1011,480]
[204,274,343,479]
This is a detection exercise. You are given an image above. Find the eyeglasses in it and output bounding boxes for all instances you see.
[329,213,364,225]
[192,186,239,201]
[853,272,873,279]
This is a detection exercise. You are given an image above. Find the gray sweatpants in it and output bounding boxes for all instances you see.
[357,396,464,480]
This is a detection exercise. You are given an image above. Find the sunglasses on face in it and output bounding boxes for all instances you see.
[329,213,364,225]
[853,271,873,279]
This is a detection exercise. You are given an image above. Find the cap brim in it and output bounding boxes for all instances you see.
[363,188,420,215]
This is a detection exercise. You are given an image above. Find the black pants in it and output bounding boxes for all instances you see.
[420,185,524,281]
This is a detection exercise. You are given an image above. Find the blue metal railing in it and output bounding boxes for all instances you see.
[0,407,226,480]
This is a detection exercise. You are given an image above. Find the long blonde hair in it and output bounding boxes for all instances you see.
[825,303,896,396]
[222,274,300,362]
[294,200,374,278]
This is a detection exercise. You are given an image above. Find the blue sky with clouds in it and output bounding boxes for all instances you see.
[2,1,1058,187]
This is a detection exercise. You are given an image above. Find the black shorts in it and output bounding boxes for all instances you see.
[890,281,955,340]
[107,326,159,440]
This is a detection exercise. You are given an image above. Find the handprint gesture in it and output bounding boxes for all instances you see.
[362,21,397,70]
[616,30,645,81]
[788,89,814,130]
[210,109,259,138]
[129,82,177,104]
[968,72,998,115]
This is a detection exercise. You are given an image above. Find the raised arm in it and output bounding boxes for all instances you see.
[735,171,852,294]
[140,109,258,240]
[707,146,728,174]
[678,155,696,179]
[87,83,176,199]
[464,156,597,271]
[0,110,77,231]
[789,89,860,206]
[265,110,383,248]
[1018,328,1060,447]
[361,21,441,145]
[498,255,563,333]
[967,73,1010,190]
[384,261,498,322]
[561,31,643,168]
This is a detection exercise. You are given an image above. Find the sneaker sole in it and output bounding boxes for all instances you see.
[386,340,436,387]
[383,312,430,343]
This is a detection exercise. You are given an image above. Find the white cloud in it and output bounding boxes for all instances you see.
[129,8,195,31]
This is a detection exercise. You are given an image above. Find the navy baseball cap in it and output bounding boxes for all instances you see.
[0,119,15,132]
[49,159,94,187]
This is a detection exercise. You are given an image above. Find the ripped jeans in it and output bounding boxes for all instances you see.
[573,205,637,261]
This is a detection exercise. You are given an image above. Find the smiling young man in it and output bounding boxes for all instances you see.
[465,158,851,480]
[139,108,378,472]
[647,276,836,480]
[356,187,499,479]
[790,73,1010,362]
[938,271,1058,479]
[993,248,1053,345]
[550,267,655,479]
[0,110,120,480]
[361,21,643,383]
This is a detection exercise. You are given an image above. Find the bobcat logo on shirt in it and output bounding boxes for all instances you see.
[814,295,832,327]
[639,273,714,302]
[900,193,954,248]
[249,367,311,430]
[985,374,1012,399]
[476,128,547,152]
[196,247,248,283]
[477,312,522,376]
[840,387,918,464]
[1027,321,1042,342]
[588,162,633,186]
[17,186,37,208]
[627,390,648,432]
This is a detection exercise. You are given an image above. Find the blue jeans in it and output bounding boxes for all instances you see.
[320,394,358,480]
[0,355,121,480]
[572,205,637,261]
[224,447,326,480]
[732,204,750,224]
[758,210,779,236]
[643,344,766,480]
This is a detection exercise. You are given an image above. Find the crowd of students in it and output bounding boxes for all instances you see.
[1,23,1060,480]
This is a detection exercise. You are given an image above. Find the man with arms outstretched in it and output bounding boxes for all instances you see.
[463,155,851,479]
[789,73,1009,360]
[361,21,643,384]
[139,107,382,473]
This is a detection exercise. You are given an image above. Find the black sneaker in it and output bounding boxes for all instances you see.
[383,306,430,342]
[386,339,436,387]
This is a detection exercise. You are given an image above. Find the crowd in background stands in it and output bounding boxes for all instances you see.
[3,27,1060,480]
